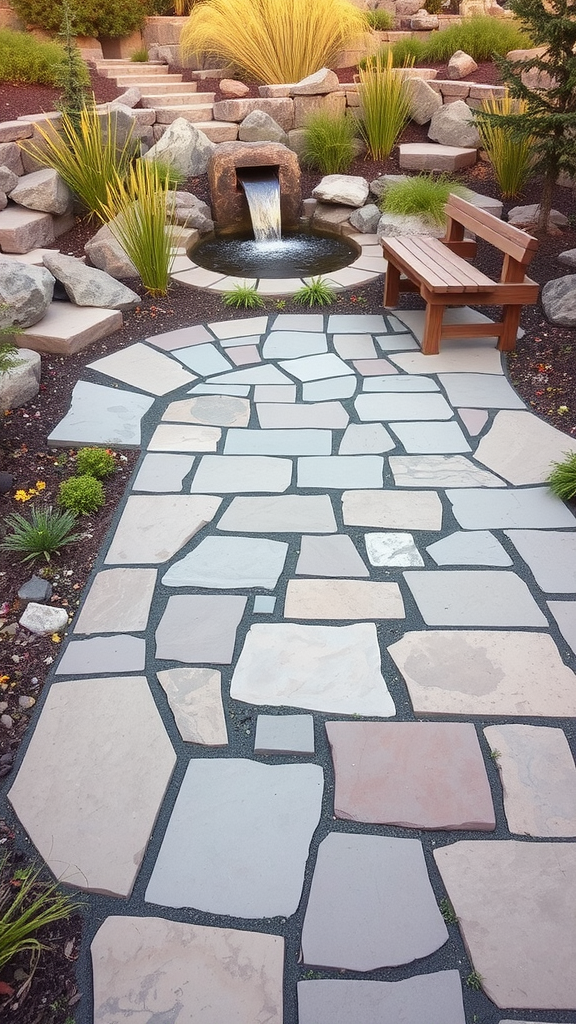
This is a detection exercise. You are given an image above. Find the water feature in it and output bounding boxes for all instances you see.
[191,230,359,278]
[237,170,282,242]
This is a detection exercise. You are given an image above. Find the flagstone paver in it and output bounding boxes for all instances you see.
[475,410,576,485]
[279,352,351,381]
[301,376,357,401]
[147,323,214,350]
[105,494,222,563]
[257,401,349,428]
[375,333,419,351]
[390,420,471,454]
[202,363,290,384]
[55,634,146,674]
[327,314,387,333]
[343,489,443,530]
[191,382,250,396]
[448,486,576,529]
[262,331,328,358]
[132,453,194,491]
[88,342,196,395]
[548,600,576,654]
[161,536,288,589]
[297,972,466,1024]
[147,423,221,452]
[145,760,323,916]
[458,407,489,435]
[295,534,369,577]
[327,721,494,829]
[209,315,268,338]
[224,427,331,455]
[174,342,232,375]
[365,532,424,567]
[504,529,576,592]
[156,595,247,664]
[92,916,284,1024]
[333,333,377,359]
[190,454,292,492]
[8,677,176,896]
[353,358,397,375]
[484,724,576,836]
[434,840,576,1009]
[47,380,154,448]
[438,373,525,409]
[301,833,448,970]
[297,455,384,489]
[390,455,503,487]
[156,668,228,745]
[73,568,157,633]
[254,714,315,755]
[426,530,512,566]
[254,383,297,402]
[162,394,251,426]
[404,569,547,626]
[339,422,395,453]
[355,392,454,421]
[284,579,404,619]
[364,375,439,393]
[254,595,276,613]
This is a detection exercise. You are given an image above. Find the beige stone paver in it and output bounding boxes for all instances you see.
[157,668,228,745]
[105,494,222,564]
[73,568,157,634]
[88,342,196,395]
[342,489,443,530]
[284,578,404,619]
[475,410,576,485]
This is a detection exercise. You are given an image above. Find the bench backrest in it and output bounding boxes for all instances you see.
[444,193,539,266]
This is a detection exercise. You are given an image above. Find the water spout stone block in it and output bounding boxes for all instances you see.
[208,141,301,234]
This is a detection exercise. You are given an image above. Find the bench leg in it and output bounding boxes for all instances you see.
[383,260,400,307]
[422,303,444,355]
[498,305,521,352]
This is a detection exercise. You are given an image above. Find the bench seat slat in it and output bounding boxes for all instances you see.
[382,236,494,293]
[397,236,493,287]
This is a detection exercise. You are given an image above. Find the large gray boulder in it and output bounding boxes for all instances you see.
[558,248,576,269]
[0,256,54,328]
[238,110,288,145]
[447,50,478,80]
[542,276,576,327]
[0,349,41,412]
[349,203,381,233]
[370,174,409,199]
[42,252,140,310]
[84,223,139,280]
[428,100,481,149]
[312,174,369,208]
[291,68,340,95]
[508,204,568,230]
[170,192,214,232]
[406,78,443,125]
[410,9,439,29]
[143,119,216,177]
[9,168,72,215]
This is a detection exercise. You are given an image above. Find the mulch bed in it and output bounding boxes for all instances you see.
[0,60,575,1024]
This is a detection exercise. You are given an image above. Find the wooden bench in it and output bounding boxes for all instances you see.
[381,193,539,355]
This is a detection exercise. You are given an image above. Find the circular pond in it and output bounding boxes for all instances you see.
[189,230,360,279]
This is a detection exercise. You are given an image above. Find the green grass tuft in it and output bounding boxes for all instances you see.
[302,111,357,175]
[357,49,412,161]
[293,277,336,307]
[365,8,394,29]
[222,284,265,309]
[1,506,81,563]
[381,173,471,226]
[0,853,81,971]
[547,451,576,501]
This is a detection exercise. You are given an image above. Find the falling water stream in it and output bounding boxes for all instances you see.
[238,173,282,242]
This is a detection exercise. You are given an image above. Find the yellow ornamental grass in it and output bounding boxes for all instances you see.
[475,92,534,198]
[181,0,368,84]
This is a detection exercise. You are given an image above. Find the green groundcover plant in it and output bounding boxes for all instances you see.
[1,506,81,563]
[0,28,87,87]
[0,854,80,972]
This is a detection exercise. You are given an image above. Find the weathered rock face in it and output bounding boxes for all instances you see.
[0,142,24,177]
[542,276,576,327]
[293,92,346,129]
[428,100,481,150]
[290,68,340,95]
[143,119,216,177]
[370,173,409,199]
[171,192,213,232]
[42,252,140,310]
[208,141,301,234]
[19,602,68,636]
[0,348,41,412]
[396,0,424,15]
[508,204,568,230]
[84,223,139,280]
[312,174,369,208]
[406,78,443,125]
[239,110,288,145]
[558,248,576,269]
[377,212,446,240]
[349,203,381,233]
[0,166,18,193]
[112,87,141,109]
[447,50,479,80]
[0,256,54,328]
[220,78,250,98]
[9,168,73,215]
[410,9,439,29]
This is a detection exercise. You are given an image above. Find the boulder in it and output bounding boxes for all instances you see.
[293,92,346,129]
[558,248,576,269]
[428,100,481,149]
[0,142,24,177]
[19,602,68,636]
[312,203,353,232]
[349,203,381,233]
[0,348,41,412]
[142,118,216,177]
[406,78,443,125]
[396,0,424,14]
[9,168,72,215]
[112,87,141,108]
[213,98,294,132]
[370,173,409,199]
[410,9,439,29]
[447,50,478,80]
[238,110,288,145]
[508,204,568,230]
[220,79,250,98]
[0,121,33,144]
[542,276,576,327]
[287,128,307,160]
[170,192,214,232]
[0,165,18,193]
[0,192,6,212]
[312,174,369,208]
[291,68,340,95]
[42,253,140,310]
[0,256,54,328]
[84,223,139,279]
[18,575,52,603]
[377,212,446,240]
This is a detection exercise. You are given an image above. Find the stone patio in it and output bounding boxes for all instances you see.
[6,311,576,1024]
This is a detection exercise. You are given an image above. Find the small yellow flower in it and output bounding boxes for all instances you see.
[0,675,9,686]
[35,480,46,490]
[51,633,62,643]
[14,489,29,502]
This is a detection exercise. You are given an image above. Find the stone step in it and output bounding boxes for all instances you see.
[152,105,215,124]
[191,67,231,80]
[18,303,123,355]
[136,81,200,96]
[0,203,55,253]
[142,93,215,109]
[96,65,168,78]
[155,118,237,141]
[114,73,184,86]
[398,143,477,172]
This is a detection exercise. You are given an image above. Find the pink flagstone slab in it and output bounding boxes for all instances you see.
[73,568,157,633]
[327,721,495,830]
[434,840,576,1009]
[297,972,466,1024]
[284,579,404,620]
[458,407,488,435]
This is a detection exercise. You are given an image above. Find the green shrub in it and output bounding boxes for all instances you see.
[58,474,105,514]
[357,49,412,160]
[423,15,531,62]
[11,0,151,39]
[302,111,357,175]
[0,29,85,87]
[365,8,394,29]
[548,452,576,501]
[381,173,471,225]
[0,853,80,971]
[130,46,150,61]
[222,284,265,309]
[474,92,534,197]
[0,307,22,375]
[293,277,336,307]
[1,506,80,562]
[359,37,425,69]
[76,446,116,479]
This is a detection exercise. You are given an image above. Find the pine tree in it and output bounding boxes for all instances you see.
[56,2,90,129]
[476,0,576,232]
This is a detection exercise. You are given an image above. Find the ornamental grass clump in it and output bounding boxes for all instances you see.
[293,277,336,306]
[547,451,576,501]
[302,111,357,175]
[357,50,412,161]
[381,174,471,227]
[222,284,265,309]
[0,854,80,971]
[474,92,534,198]
[422,15,531,62]
[181,0,368,84]
[1,506,81,563]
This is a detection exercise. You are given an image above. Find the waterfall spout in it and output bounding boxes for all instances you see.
[238,171,282,242]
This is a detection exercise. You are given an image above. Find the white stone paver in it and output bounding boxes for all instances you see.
[475,410,576,485]
[88,342,196,395]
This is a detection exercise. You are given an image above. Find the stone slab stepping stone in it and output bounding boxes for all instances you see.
[365,532,423,567]
[399,142,476,171]
[208,314,268,338]
[145,759,323,916]
[279,352,350,381]
[484,724,576,837]
[218,494,337,533]
[203,364,289,385]
[434,840,576,1009]
[375,334,419,352]
[389,630,576,717]
[257,401,349,429]
[162,536,288,589]
[254,714,315,755]
[301,833,448,970]
[147,423,221,452]
[327,314,387,333]
[426,530,512,566]
[147,323,214,350]
[302,376,357,401]
[459,407,489,435]
[339,422,395,454]
[448,486,576,529]
[92,916,283,1024]
[438,372,524,409]
[156,594,246,664]
[74,568,157,634]
[47,381,154,448]
[190,455,292,493]
[355,392,453,422]
[254,384,297,403]
[132,453,194,492]
[334,333,377,359]
[55,634,145,675]
[405,569,547,627]
[390,454,502,487]
[297,455,384,489]
[297,972,466,1024]
[231,622,395,716]
[263,330,328,358]
[343,489,443,531]
[390,421,471,454]
[327,721,494,829]
[475,410,576,485]
[224,428,331,456]
[174,342,232,375]
[191,383,250,396]
[19,303,122,355]
[285,579,404,620]
[273,313,324,331]
[162,394,250,426]
[505,529,576,593]
[8,677,175,896]
[390,315,504,375]
[353,358,397,376]
[363,374,438,391]
[88,342,196,395]
[548,600,576,655]
[157,667,227,745]
[105,494,221,564]
[295,534,369,577]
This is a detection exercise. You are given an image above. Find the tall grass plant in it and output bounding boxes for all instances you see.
[0,854,80,971]
[474,92,534,197]
[302,111,357,174]
[357,50,412,161]
[381,173,471,226]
